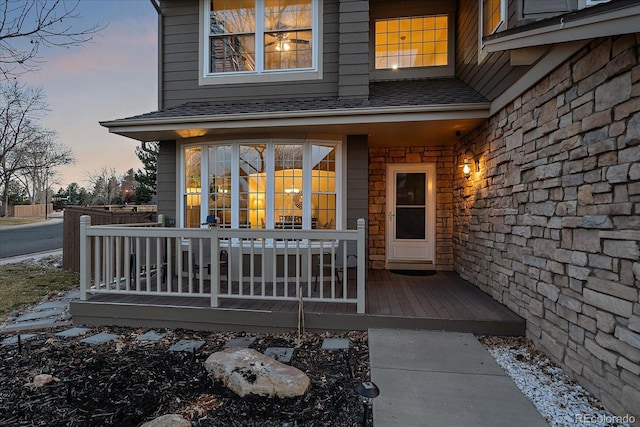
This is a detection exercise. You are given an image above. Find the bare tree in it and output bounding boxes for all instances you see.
[0,81,46,215]
[17,137,74,203]
[88,167,119,205]
[0,0,103,79]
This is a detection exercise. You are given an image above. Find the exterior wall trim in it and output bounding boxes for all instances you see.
[484,5,640,52]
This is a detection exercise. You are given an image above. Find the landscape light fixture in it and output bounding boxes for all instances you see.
[356,381,379,427]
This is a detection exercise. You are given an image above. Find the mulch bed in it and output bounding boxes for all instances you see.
[0,327,370,426]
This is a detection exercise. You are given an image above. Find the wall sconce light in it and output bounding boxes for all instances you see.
[462,159,471,179]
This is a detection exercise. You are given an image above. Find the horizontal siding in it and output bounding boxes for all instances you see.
[157,140,177,225]
[160,0,340,108]
[455,0,528,101]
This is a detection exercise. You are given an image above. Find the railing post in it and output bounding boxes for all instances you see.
[79,215,91,301]
[356,218,366,313]
[210,226,220,308]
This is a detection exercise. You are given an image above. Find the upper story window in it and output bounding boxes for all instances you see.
[375,15,449,70]
[482,0,505,37]
[201,0,322,85]
[369,1,456,80]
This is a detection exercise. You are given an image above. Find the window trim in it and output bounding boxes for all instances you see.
[198,0,323,86]
[179,137,342,230]
[369,5,456,81]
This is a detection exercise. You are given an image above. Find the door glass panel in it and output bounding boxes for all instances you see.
[395,173,425,239]
[240,144,267,228]
[208,145,232,227]
[274,144,303,228]
[311,144,336,229]
[184,147,202,228]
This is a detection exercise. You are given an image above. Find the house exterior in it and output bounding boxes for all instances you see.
[97,0,639,419]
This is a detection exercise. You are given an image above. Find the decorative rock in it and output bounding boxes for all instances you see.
[139,414,191,427]
[33,374,55,387]
[204,348,310,398]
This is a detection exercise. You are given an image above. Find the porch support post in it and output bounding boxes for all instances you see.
[356,218,366,313]
[79,215,91,301]
[210,227,220,308]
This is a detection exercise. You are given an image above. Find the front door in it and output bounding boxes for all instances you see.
[386,163,436,267]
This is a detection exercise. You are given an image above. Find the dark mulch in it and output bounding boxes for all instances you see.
[0,327,370,427]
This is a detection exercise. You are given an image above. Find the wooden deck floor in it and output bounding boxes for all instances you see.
[71,270,525,336]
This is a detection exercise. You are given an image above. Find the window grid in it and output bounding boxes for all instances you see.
[375,15,448,70]
[183,140,339,230]
[209,0,314,74]
[482,0,503,37]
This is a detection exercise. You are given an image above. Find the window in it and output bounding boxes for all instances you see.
[375,15,449,70]
[182,139,340,230]
[482,0,505,37]
[203,0,320,82]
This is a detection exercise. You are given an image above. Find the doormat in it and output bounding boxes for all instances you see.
[390,270,437,276]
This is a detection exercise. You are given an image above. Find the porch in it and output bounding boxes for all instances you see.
[72,215,524,335]
[71,269,524,336]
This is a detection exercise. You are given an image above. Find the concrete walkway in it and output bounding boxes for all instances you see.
[369,329,549,427]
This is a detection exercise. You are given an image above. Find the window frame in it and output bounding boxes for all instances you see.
[478,0,506,62]
[199,0,323,86]
[369,3,456,81]
[179,137,342,230]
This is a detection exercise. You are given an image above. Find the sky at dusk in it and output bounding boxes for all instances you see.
[19,0,158,190]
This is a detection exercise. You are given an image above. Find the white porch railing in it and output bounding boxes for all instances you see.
[79,216,367,313]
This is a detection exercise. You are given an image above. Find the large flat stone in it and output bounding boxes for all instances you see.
[321,338,350,351]
[205,348,310,398]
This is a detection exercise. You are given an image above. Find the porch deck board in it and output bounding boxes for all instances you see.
[73,270,525,335]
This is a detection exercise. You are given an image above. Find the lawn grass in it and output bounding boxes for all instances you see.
[0,217,46,226]
[0,263,79,318]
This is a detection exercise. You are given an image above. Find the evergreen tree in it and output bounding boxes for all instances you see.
[134,142,158,204]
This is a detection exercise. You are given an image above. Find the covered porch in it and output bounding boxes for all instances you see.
[72,215,524,335]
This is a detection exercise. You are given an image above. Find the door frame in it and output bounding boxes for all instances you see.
[385,163,436,269]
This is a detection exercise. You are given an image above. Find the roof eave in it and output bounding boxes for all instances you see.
[484,4,640,52]
[100,103,491,142]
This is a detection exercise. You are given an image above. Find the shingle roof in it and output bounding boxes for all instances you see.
[115,78,487,122]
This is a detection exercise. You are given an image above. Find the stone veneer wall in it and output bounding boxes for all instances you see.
[368,146,454,270]
[454,35,640,418]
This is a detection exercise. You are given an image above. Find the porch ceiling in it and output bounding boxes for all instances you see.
[101,105,489,146]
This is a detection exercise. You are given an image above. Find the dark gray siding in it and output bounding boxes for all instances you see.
[160,0,340,108]
[157,140,177,226]
[346,135,368,230]
[455,0,528,101]
[339,0,369,99]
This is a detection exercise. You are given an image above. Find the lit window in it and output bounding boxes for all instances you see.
[182,139,339,230]
[375,15,449,70]
[482,0,504,37]
[208,0,314,74]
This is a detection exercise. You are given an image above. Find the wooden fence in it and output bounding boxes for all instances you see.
[6,204,53,217]
[63,206,158,272]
